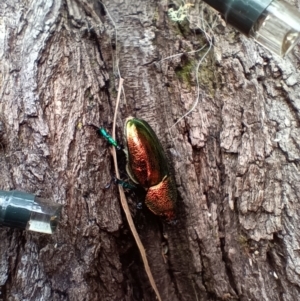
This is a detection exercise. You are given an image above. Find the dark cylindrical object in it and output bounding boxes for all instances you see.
[0,190,62,234]
[203,0,272,35]
[203,0,300,56]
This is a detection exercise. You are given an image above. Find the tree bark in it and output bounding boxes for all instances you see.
[1,0,300,300]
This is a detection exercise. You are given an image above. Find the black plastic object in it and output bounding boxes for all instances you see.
[203,0,273,35]
[0,190,33,229]
[0,190,62,234]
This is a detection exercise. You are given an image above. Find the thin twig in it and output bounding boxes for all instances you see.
[111,78,162,301]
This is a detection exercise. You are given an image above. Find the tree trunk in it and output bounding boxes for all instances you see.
[1,0,300,300]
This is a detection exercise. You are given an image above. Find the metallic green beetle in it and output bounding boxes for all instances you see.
[124,117,177,221]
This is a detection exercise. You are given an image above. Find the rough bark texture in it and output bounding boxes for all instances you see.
[1,0,300,300]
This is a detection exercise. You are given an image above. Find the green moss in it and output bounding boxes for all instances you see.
[175,58,195,86]
[174,49,216,98]
[238,235,249,248]
[238,235,248,246]
[197,60,216,98]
